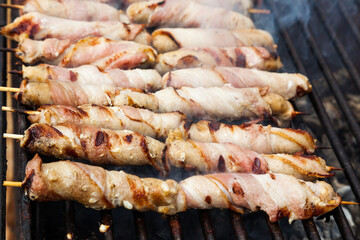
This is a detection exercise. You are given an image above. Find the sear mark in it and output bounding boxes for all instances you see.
[205,196,212,204]
[218,155,226,172]
[95,131,108,146]
[123,134,133,143]
[232,182,244,196]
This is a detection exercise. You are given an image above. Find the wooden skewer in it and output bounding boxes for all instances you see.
[326,166,344,171]
[248,8,271,14]
[3,181,22,187]
[0,86,20,93]
[341,201,359,205]
[0,3,24,10]
[0,47,17,53]
[293,111,310,116]
[3,133,23,140]
[2,106,39,115]
[8,70,23,75]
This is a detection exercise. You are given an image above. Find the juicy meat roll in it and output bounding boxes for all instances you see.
[23,155,341,221]
[179,120,316,154]
[15,80,158,110]
[20,123,168,173]
[22,0,130,22]
[181,173,340,222]
[155,47,282,74]
[154,87,294,123]
[23,154,186,213]
[23,64,162,92]
[28,104,186,140]
[0,12,150,45]
[162,67,311,99]
[16,37,157,69]
[166,130,331,181]
[127,0,254,29]
[151,28,275,53]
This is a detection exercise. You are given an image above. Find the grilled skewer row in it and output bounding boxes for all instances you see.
[16,37,156,70]
[15,80,295,125]
[0,12,151,44]
[27,105,316,153]
[126,0,254,29]
[20,123,330,180]
[22,154,340,222]
[22,65,309,99]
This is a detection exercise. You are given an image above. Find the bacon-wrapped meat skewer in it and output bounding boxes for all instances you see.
[18,123,331,179]
[178,120,316,154]
[23,64,162,92]
[151,28,275,53]
[162,67,311,99]
[165,130,331,181]
[15,81,295,124]
[0,12,150,44]
[21,0,130,22]
[16,37,157,69]
[27,105,186,140]
[127,0,254,29]
[20,123,168,173]
[155,47,282,74]
[20,154,341,222]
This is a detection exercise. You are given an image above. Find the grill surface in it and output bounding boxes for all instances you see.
[1,0,360,239]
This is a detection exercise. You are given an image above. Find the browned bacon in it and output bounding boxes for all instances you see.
[178,120,316,154]
[155,47,282,74]
[127,0,254,29]
[22,0,130,22]
[28,105,186,140]
[162,67,311,99]
[23,154,341,221]
[0,12,150,44]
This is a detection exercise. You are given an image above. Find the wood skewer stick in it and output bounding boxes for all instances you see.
[0,47,17,53]
[2,106,39,115]
[326,166,344,171]
[8,70,23,75]
[0,86,20,92]
[2,180,359,207]
[0,3,24,10]
[3,133,23,140]
[248,8,271,14]
[3,181,22,187]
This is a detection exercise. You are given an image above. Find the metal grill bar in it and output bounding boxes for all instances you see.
[336,0,360,45]
[133,211,148,240]
[301,219,321,240]
[101,210,114,240]
[314,0,360,91]
[264,215,284,240]
[199,210,215,240]
[332,207,356,240]
[269,0,360,205]
[167,214,182,240]
[65,201,75,240]
[305,1,360,146]
[229,211,248,240]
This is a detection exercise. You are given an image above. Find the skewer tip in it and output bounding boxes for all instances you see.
[248,8,271,14]
[8,70,23,75]
[3,133,23,140]
[3,181,22,188]
[0,86,20,93]
[0,47,17,53]
[0,3,24,10]
[341,201,359,205]
[326,166,344,171]
[293,111,310,116]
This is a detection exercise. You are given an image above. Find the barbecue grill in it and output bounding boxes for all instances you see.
[0,0,359,239]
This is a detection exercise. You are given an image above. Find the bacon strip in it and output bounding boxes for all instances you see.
[155,47,282,74]
[20,123,168,173]
[22,0,130,22]
[162,67,311,99]
[151,28,276,53]
[178,120,316,154]
[127,0,254,29]
[166,129,331,180]
[28,105,186,140]
[23,154,341,221]
[16,81,294,123]
[16,37,157,69]
[24,64,162,92]
[0,12,150,45]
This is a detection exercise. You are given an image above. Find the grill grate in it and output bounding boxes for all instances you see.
[0,0,359,239]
